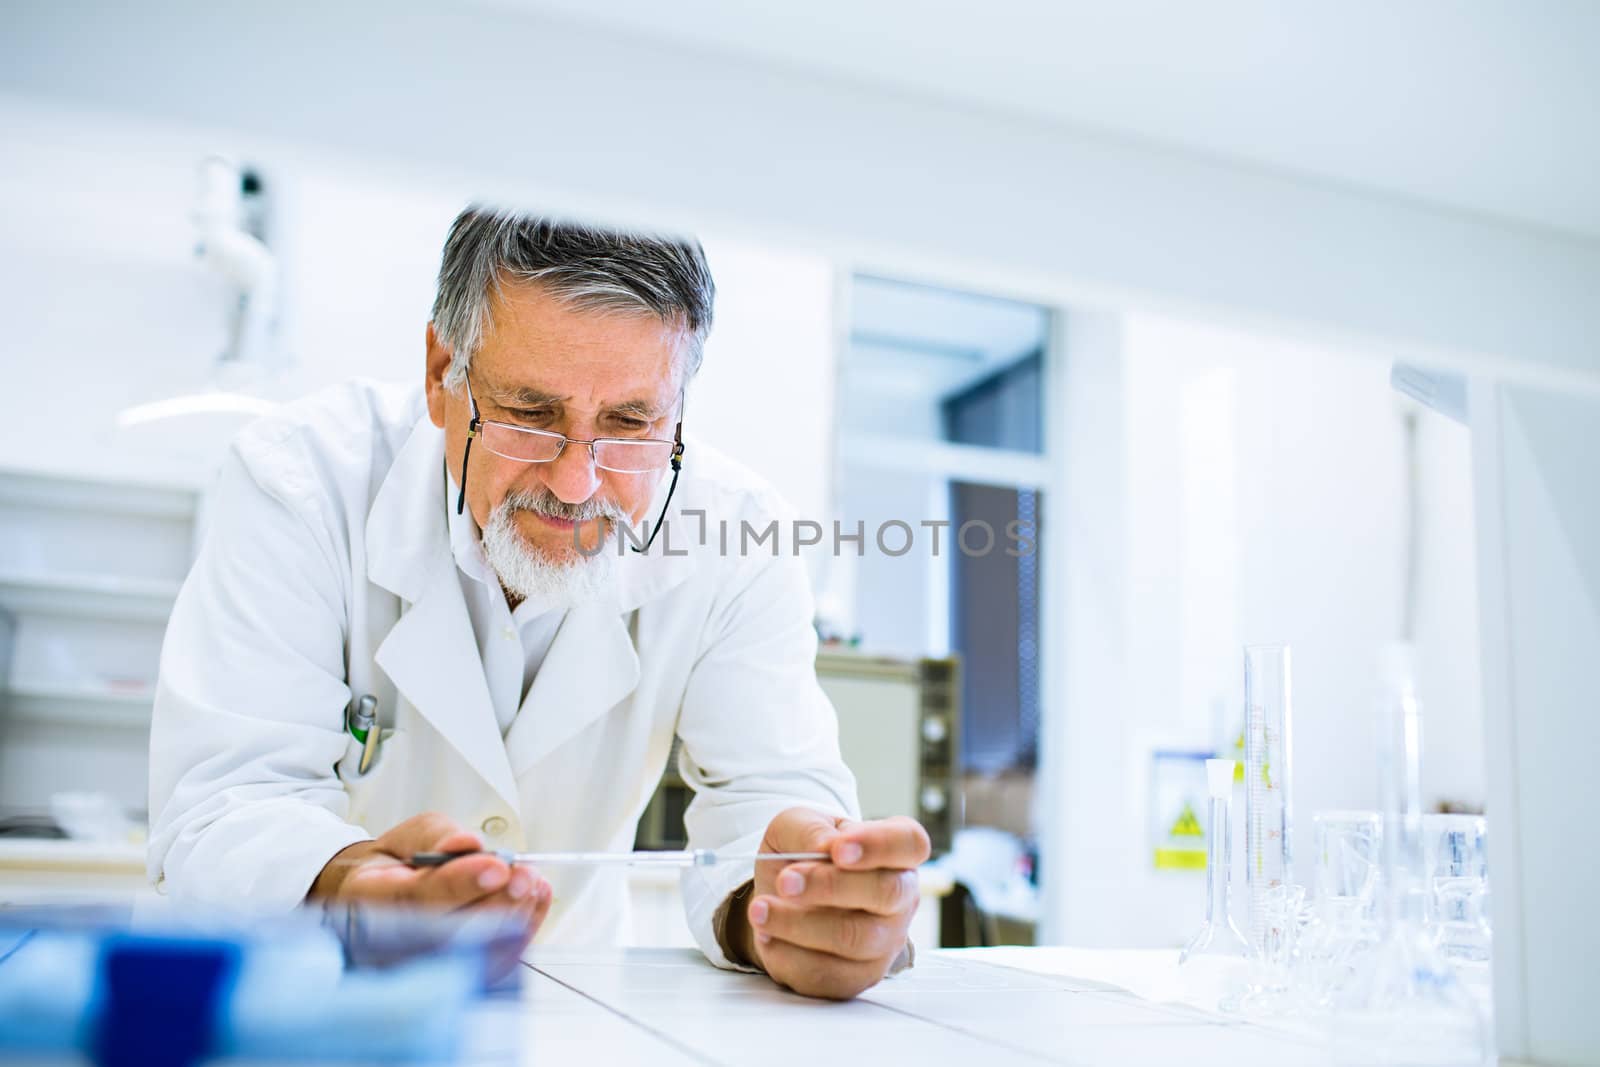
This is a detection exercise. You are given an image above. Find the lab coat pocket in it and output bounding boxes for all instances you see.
[336,726,401,780]
[337,727,410,831]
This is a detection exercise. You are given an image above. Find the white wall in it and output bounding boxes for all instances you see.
[1049,311,1483,947]
[0,98,835,520]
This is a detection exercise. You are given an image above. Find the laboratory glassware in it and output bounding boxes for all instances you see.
[1423,813,1491,964]
[1297,810,1383,1010]
[1179,759,1251,964]
[1314,810,1382,906]
[1244,644,1294,953]
[1332,645,1489,1065]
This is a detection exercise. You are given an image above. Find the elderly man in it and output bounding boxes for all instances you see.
[147,208,928,999]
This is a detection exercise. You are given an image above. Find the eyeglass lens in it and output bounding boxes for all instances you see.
[477,422,674,474]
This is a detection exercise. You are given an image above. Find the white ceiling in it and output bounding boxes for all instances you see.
[480,0,1600,239]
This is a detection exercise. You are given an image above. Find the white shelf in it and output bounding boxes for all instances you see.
[0,571,181,622]
[0,467,198,519]
[4,678,153,728]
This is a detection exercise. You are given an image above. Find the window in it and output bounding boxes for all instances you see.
[834,275,1050,776]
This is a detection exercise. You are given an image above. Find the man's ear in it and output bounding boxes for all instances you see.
[425,322,451,429]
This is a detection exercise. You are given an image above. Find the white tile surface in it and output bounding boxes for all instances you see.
[506,947,1343,1067]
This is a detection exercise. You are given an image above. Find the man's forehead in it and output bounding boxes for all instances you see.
[476,279,688,399]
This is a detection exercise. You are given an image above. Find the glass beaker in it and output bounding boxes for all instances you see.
[1298,811,1383,1010]
[1315,810,1382,906]
[1244,644,1294,953]
[1423,813,1491,965]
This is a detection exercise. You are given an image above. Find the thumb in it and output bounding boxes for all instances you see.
[764,807,847,854]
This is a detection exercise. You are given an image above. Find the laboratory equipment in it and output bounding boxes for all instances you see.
[1297,811,1383,1010]
[1313,810,1382,906]
[1179,759,1251,965]
[1332,645,1489,1065]
[408,849,829,869]
[1243,644,1294,953]
[1423,813,1491,964]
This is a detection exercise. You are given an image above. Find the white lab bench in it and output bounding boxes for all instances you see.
[477,946,1351,1067]
[0,838,152,902]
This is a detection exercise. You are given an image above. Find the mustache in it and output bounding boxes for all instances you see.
[496,486,631,525]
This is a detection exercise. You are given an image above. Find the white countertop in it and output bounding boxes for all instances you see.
[480,946,1346,1067]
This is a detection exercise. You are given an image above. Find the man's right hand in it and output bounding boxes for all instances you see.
[309,813,552,935]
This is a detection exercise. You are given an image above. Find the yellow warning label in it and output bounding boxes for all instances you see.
[1169,803,1204,838]
[1154,849,1208,870]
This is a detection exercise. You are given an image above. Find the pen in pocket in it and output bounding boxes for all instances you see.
[346,694,381,774]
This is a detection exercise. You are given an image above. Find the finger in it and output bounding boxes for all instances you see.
[451,867,546,913]
[754,934,890,1000]
[412,852,514,908]
[336,860,424,903]
[772,863,918,917]
[830,816,931,871]
[531,877,553,929]
[377,812,482,859]
[430,830,484,855]
[748,897,907,964]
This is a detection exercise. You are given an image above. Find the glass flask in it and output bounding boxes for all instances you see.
[1180,758,1252,964]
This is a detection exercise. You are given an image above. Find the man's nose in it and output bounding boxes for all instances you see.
[541,440,602,504]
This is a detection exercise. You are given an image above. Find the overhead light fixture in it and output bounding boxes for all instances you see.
[116,391,281,428]
[115,154,284,429]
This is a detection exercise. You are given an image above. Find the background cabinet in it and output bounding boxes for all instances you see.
[0,468,199,816]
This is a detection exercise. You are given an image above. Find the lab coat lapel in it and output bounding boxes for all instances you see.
[505,597,640,777]
[503,465,702,777]
[367,415,520,813]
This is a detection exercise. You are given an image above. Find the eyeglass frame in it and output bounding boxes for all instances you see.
[454,370,686,554]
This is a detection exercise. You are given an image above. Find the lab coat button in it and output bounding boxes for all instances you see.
[481,815,510,837]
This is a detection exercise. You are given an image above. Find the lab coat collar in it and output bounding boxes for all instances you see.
[497,469,700,777]
[366,414,520,812]
[609,464,701,614]
[366,412,450,604]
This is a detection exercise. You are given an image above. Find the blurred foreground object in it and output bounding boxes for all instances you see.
[0,902,525,1066]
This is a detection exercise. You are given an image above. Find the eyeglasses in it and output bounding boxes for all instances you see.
[455,372,685,553]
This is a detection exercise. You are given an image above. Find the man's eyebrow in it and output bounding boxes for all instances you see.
[488,385,565,408]
[608,398,667,420]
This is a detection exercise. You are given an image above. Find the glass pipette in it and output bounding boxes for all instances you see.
[409,849,829,869]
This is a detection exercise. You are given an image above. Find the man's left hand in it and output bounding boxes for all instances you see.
[733,808,931,1000]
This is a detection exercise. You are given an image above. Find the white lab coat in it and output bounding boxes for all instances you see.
[147,379,859,967]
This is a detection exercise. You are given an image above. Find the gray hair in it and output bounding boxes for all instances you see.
[431,207,716,390]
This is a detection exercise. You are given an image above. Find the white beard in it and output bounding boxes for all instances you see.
[479,488,627,607]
